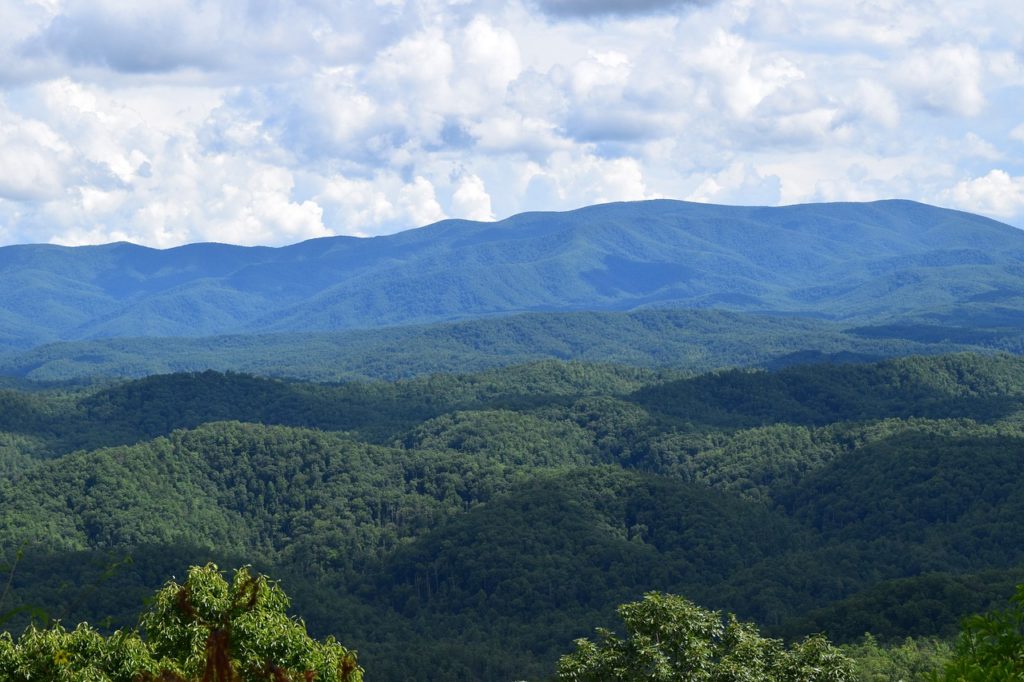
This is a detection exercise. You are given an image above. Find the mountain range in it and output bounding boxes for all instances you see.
[5,198,1024,680]
[2,199,1023,352]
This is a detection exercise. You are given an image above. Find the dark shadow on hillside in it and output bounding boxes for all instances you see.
[24,365,644,454]
[630,354,1024,428]
[769,566,1024,643]
[704,426,1024,634]
[0,544,254,635]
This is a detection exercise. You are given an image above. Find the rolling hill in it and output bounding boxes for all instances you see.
[5,355,1024,679]
[1,199,1022,351]
[3,308,1011,382]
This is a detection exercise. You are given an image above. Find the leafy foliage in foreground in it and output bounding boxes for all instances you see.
[939,584,1024,681]
[0,563,361,682]
[557,591,854,681]
[841,634,951,682]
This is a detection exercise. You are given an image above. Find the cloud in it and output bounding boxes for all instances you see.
[16,0,411,78]
[948,169,1024,219]
[398,176,446,227]
[469,113,570,157]
[451,173,496,221]
[204,167,328,246]
[0,0,59,84]
[689,30,804,118]
[316,171,469,235]
[838,79,901,130]
[202,17,523,169]
[962,132,1002,161]
[22,1,229,73]
[522,150,652,207]
[897,44,986,117]
[687,162,781,206]
[534,0,713,19]
[0,106,70,200]
[2,0,1024,246]
[0,80,154,204]
[0,77,337,247]
[459,16,522,99]
[42,153,333,248]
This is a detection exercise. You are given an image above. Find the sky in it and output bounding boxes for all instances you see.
[0,0,1022,247]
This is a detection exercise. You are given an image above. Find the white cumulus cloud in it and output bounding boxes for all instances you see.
[948,169,1024,219]
[0,0,1022,246]
[451,173,496,221]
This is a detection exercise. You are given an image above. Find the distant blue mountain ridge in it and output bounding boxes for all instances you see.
[1,199,1022,351]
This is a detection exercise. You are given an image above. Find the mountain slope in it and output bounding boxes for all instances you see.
[6,356,1024,679]
[0,199,1021,349]
[4,309,1007,382]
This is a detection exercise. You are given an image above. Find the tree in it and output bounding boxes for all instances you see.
[0,563,362,682]
[841,633,950,681]
[556,591,853,682]
[939,584,1024,681]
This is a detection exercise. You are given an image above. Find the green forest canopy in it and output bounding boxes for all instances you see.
[2,353,1024,679]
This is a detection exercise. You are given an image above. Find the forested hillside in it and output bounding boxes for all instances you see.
[3,199,1024,351]
[2,308,1020,383]
[3,353,1024,679]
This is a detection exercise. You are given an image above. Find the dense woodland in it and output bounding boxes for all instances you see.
[1,308,1022,383]
[1,352,1024,679]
